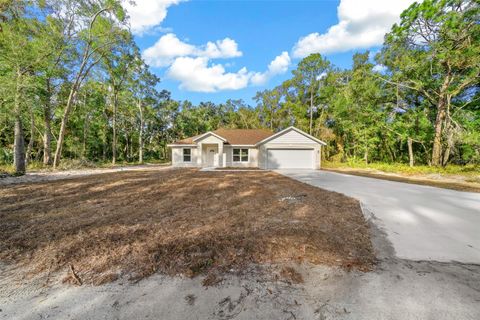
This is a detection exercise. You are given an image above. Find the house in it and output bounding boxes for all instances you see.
[167,126,326,169]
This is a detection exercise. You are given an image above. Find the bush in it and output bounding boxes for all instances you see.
[0,148,13,164]
[324,159,480,177]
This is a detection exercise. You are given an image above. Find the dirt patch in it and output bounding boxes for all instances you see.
[0,168,374,285]
[324,168,480,193]
[0,164,170,186]
[280,266,304,284]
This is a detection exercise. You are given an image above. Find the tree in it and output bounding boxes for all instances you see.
[292,54,331,135]
[52,0,128,168]
[0,1,54,174]
[101,35,136,165]
[254,87,283,130]
[130,57,160,164]
[380,0,480,166]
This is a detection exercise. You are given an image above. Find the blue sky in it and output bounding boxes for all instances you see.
[126,0,415,105]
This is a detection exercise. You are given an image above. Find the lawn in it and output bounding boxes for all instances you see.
[0,168,374,285]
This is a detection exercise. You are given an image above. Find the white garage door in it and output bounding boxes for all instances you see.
[267,149,314,169]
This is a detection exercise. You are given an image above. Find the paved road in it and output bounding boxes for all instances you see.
[278,170,480,263]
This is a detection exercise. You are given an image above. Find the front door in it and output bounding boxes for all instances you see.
[206,147,217,166]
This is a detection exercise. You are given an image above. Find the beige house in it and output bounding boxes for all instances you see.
[168,126,326,169]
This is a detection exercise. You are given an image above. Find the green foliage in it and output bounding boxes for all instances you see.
[0,0,478,173]
[324,160,479,177]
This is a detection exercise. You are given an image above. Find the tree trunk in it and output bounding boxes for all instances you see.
[431,76,451,167]
[407,137,414,167]
[52,41,97,168]
[129,135,133,161]
[309,89,314,135]
[25,104,35,166]
[270,106,273,130]
[13,70,26,174]
[112,91,117,165]
[442,119,454,167]
[431,98,446,166]
[442,131,453,167]
[441,95,454,167]
[102,108,108,162]
[82,113,90,159]
[138,99,143,164]
[53,88,77,168]
[14,115,26,174]
[43,79,52,165]
[124,133,129,161]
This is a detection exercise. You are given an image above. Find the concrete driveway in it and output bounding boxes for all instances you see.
[278,170,480,264]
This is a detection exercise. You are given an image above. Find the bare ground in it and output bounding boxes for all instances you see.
[1,217,478,320]
[0,164,170,186]
[1,168,479,320]
[0,168,374,286]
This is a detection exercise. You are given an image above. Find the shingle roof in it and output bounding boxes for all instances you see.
[173,128,274,145]
[173,134,200,145]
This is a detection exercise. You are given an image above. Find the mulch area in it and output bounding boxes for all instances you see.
[0,168,374,285]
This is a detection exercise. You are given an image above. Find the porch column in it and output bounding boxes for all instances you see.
[218,142,224,167]
[197,143,203,166]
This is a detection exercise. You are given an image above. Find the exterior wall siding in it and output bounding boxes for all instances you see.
[171,128,323,169]
[171,147,200,167]
[171,146,259,168]
[195,134,224,144]
[224,146,258,167]
[266,129,318,144]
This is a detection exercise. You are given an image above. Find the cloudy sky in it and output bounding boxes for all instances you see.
[126,0,416,104]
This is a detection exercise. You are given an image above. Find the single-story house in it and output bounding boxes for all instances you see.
[167,126,326,169]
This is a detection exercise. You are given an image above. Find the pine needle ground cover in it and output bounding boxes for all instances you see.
[0,169,374,285]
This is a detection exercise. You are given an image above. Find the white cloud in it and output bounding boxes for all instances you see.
[143,33,242,67]
[143,33,196,67]
[203,38,243,59]
[292,0,416,58]
[372,64,388,73]
[251,51,291,86]
[316,72,328,80]
[167,57,250,92]
[123,0,184,35]
[167,52,290,92]
[142,30,289,92]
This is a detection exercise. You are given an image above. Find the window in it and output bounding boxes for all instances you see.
[183,148,191,162]
[233,148,249,162]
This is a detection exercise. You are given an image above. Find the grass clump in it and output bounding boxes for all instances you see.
[324,160,480,177]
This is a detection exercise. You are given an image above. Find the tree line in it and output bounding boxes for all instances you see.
[254,0,479,167]
[0,0,478,175]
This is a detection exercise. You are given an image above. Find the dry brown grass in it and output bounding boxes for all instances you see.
[0,168,374,285]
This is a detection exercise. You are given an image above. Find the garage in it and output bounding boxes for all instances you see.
[267,148,314,169]
[255,126,326,170]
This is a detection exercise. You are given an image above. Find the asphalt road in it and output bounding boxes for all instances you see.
[278,170,480,264]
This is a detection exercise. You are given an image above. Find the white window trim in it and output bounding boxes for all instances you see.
[183,148,192,162]
[232,148,249,163]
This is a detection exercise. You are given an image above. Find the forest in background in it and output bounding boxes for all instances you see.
[0,0,479,175]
